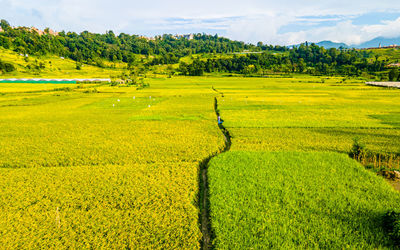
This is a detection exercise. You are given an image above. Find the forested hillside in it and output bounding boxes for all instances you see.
[0,19,258,62]
[1,19,399,80]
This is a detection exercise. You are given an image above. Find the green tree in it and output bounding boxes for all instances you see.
[297,58,306,73]
[0,19,10,30]
[388,68,399,81]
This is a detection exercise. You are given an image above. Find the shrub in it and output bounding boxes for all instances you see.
[383,211,400,245]
[0,59,16,72]
[350,137,366,159]
[76,62,82,70]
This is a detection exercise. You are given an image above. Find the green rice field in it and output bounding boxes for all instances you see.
[208,151,400,249]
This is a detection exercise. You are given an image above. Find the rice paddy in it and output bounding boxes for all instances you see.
[1,75,399,248]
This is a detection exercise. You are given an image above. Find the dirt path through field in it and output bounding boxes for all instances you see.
[199,88,231,250]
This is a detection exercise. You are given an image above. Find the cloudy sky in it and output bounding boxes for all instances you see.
[1,0,400,45]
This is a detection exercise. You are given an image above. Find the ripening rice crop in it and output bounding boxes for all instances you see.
[1,75,400,248]
[229,127,400,154]
[0,163,200,249]
[211,76,400,157]
[0,79,224,248]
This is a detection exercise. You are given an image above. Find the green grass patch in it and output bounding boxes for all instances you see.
[208,151,400,249]
[371,113,400,128]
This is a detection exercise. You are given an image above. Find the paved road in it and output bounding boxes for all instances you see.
[366,82,400,88]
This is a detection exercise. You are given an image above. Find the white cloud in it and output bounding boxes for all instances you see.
[0,0,400,44]
[225,14,294,43]
[275,17,400,45]
[361,17,400,39]
[279,21,362,45]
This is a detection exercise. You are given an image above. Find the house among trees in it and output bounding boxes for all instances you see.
[138,36,155,41]
[47,29,58,36]
[30,27,44,35]
[172,34,194,40]
[183,34,194,40]
[367,44,400,50]
[29,27,59,36]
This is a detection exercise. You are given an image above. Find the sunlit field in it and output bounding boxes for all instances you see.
[205,76,400,248]
[0,47,127,79]
[1,75,399,248]
[208,151,400,249]
[1,1,400,247]
[208,76,400,157]
[0,79,223,248]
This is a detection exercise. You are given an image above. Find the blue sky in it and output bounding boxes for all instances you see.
[1,0,400,45]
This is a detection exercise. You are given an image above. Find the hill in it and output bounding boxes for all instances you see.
[315,41,349,49]
[356,36,400,48]
[0,47,126,78]
[309,36,400,49]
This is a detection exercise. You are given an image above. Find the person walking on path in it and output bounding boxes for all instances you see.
[218,115,223,125]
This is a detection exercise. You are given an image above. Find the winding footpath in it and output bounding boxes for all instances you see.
[199,88,231,250]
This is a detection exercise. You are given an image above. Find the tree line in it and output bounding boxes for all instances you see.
[178,44,390,78]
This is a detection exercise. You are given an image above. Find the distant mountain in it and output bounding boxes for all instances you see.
[293,36,400,49]
[355,36,400,48]
[290,41,349,49]
[315,41,349,49]
[314,37,400,49]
